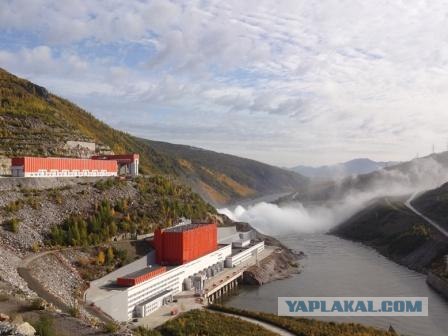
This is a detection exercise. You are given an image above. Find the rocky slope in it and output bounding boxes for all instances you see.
[234,222,301,285]
[0,68,308,205]
[0,176,214,294]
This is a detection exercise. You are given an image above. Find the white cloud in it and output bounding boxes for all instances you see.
[1,0,448,166]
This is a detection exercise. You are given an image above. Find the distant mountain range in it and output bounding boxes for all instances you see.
[0,68,308,205]
[290,158,399,180]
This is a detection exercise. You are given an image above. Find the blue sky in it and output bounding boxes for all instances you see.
[1,0,448,167]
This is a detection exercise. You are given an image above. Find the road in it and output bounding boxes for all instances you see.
[211,311,295,336]
[405,192,448,238]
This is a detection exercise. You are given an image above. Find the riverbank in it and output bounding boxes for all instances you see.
[233,222,302,285]
[332,196,448,274]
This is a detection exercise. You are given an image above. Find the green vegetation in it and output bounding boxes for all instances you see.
[68,305,81,318]
[431,257,448,280]
[33,316,56,336]
[209,305,394,336]
[30,298,45,311]
[3,218,21,233]
[387,224,431,256]
[103,321,119,333]
[48,176,215,247]
[75,246,130,281]
[137,309,277,336]
[3,199,24,213]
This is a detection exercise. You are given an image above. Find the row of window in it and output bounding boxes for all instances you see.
[127,274,182,309]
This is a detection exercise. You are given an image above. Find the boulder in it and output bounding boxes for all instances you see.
[16,322,36,336]
[0,313,9,321]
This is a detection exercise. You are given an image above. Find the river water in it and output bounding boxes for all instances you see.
[224,233,448,336]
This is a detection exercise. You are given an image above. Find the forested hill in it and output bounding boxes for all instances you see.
[0,68,308,205]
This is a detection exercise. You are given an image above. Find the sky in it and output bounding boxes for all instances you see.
[1,0,448,167]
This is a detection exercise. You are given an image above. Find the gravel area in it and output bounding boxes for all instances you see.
[29,253,83,307]
[0,246,32,296]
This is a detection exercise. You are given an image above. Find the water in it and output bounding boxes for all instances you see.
[224,233,448,336]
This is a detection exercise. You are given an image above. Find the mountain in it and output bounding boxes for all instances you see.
[278,152,448,206]
[291,158,398,180]
[0,68,308,205]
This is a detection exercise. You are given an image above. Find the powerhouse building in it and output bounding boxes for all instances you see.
[154,223,217,265]
[10,154,139,177]
[86,222,265,321]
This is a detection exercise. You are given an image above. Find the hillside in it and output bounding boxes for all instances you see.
[291,158,398,180]
[411,182,448,232]
[332,196,448,273]
[0,176,216,294]
[146,140,308,204]
[0,68,307,205]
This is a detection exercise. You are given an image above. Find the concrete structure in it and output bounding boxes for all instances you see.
[86,224,265,322]
[232,239,251,248]
[225,241,265,268]
[65,140,95,151]
[11,157,117,177]
[92,154,139,177]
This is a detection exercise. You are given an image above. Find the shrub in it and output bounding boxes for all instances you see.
[30,298,45,310]
[68,305,80,318]
[33,316,56,336]
[4,199,24,213]
[103,322,119,333]
[4,218,20,233]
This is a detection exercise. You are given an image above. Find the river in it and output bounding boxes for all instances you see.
[224,233,448,336]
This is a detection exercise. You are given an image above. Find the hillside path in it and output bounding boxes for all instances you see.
[209,311,295,336]
[405,193,448,238]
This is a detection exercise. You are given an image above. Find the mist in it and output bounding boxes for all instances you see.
[218,156,448,236]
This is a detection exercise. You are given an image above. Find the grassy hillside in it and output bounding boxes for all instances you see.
[0,68,307,205]
[332,196,448,273]
[147,140,308,204]
[208,305,395,336]
[412,182,448,232]
[134,309,278,336]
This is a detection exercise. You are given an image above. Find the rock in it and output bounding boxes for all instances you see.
[0,313,9,321]
[16,322,35,336]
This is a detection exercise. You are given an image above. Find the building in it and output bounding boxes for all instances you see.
[11,157,117,177]
[85,223,264,321]
[154,223,217,265]
[10,153,140,178]
[92,154,139,177]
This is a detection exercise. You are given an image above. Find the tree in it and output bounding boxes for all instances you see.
[106,247,114,265]
[97,250,105,265]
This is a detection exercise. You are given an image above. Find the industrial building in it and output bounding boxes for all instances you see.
[92,154,139,177]
[10,153,139,177]
[154,223,217,265]
[10,157,117,177]
[85,222,265,321]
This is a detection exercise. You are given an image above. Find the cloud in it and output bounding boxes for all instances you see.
[219,156,448,235]
[1,1,448,166]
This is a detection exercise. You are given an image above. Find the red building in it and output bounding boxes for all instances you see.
[117,266,167,287]
[154,223,217,265]
[11,157,117,177]
[91,154,139,176]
